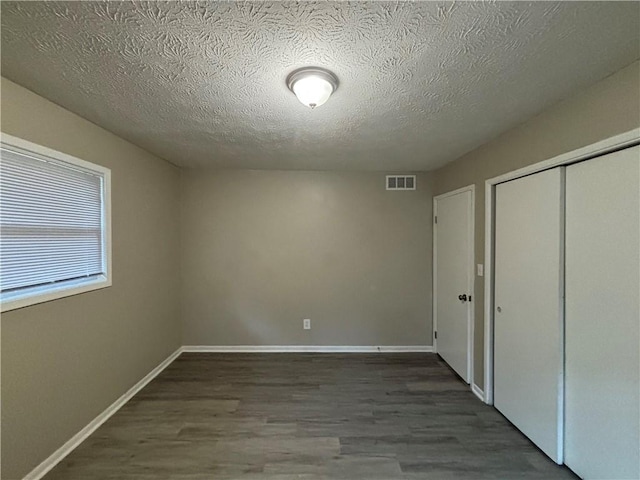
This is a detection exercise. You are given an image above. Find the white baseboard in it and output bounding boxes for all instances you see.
[182,345,434,353]
[471,382,485,402]
[21,344,434,479]
[23,347,183,480]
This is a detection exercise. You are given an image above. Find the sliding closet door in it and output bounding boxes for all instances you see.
[565,145,640,479]
[494,167,564,463]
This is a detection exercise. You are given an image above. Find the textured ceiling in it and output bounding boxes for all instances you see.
[1,1,639,171]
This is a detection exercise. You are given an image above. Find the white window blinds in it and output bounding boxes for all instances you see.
[0,145,107,302]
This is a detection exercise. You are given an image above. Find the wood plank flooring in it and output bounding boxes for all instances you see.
[44,353,578,480]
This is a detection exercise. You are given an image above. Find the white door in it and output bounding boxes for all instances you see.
[434,187,473,383]
[494,167,564,463]
[564,145,640,479]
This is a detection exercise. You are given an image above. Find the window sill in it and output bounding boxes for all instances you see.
[0,275,112,313]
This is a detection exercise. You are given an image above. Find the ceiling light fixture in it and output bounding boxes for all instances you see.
[286,67,338,109]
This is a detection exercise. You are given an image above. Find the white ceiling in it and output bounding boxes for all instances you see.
[1,1,639,171]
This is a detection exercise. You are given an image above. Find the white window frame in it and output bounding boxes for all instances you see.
[0,133,112,312]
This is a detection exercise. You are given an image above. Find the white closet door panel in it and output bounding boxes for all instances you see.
[565,145,640,479]
[494,167,564,463]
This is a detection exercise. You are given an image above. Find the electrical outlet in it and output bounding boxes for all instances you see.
[303,318,311,330]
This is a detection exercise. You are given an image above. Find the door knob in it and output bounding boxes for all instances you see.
[458,294,468,302]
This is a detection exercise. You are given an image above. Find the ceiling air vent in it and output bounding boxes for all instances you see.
[386,175,416,191]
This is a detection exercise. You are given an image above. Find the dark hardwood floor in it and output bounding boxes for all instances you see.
[45,353,578,479]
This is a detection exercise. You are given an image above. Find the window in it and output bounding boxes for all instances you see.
[0,134,111,312]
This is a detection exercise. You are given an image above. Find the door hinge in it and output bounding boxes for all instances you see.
[434,216,437,224]
[434,331,437,339]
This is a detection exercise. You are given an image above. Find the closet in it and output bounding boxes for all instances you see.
[493,144,639,479]
[494,167,564,463]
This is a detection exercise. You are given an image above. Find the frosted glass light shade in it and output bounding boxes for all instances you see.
[292,75,333,108]
[287,67,338,109]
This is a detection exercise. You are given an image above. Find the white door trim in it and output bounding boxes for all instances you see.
[433,184,475,384]
[483,127,640,405]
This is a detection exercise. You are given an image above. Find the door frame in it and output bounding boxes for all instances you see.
[433,184,475,384]
[483,128,640,405]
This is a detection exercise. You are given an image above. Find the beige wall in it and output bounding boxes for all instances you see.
[181,170,433,346]
[0,78,182,479]
[433,60,640,390]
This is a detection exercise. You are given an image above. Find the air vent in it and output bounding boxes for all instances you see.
[386,175,416,191]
